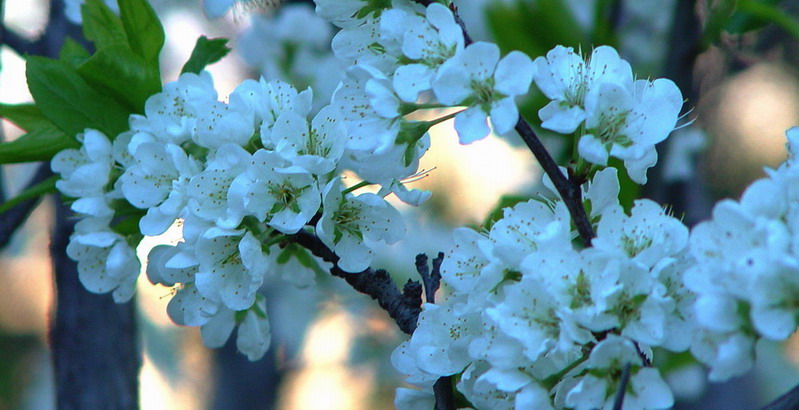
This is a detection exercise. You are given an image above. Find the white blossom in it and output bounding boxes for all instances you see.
[433,42,533,143]
[316,179,405,272]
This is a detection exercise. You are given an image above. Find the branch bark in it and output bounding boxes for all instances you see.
[294,230,423,335]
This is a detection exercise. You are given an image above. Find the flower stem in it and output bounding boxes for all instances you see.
[342,180,371,195]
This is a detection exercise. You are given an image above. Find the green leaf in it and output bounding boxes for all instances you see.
[0,126,78,164]
[118,0,165,64]
[0,175,58,214]
[26,56,131,137]
[181,36,231,74]
[77,44,160,112]
[702,0,737,46]
[81,0,128,49]
[608,158,638,213]
[111,213,145,235]
[0,103,49,132]
[729,0,799,39]
[487,0,585,58]
[59,37,91,67]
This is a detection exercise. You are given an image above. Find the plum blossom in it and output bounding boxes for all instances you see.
[51,129,115,218]
[316,179,405,272]
[532,45,633,134]
[433,42,534,143]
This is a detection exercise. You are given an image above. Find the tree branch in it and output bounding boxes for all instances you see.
[761,383,799,410]
[515,118,594,245]
[293,230,423,335]
[2,28,42,56]
[612,362,631,410]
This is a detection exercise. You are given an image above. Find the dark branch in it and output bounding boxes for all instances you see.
[415,252,444,304]
[515,119,595,245]
[761,383,799,410]
[1,27,43,56]
[294,230,423,335]
[0,163,52,249]
[612,362,631,410]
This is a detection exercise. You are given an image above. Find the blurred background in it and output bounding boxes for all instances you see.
[0,0,798,408]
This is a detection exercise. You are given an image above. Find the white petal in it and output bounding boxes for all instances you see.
[489,98,519,135]
[495,51,534,96]
[454,107,491,144]
[578,134,609,165]
[539,101,585,134]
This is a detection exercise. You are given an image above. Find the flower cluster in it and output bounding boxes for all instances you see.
[393,168,691,409]
[52,72,413,360]
[685,127,799,381]
[532,46,683,184]
[48,0,799,408]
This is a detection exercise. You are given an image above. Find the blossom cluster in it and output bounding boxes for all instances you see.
[532,45,683,184]
[393,168,690,409]
[51,72,414,360]
[685,127,799,381]
[394,127,799,409]
[47,0,799,408]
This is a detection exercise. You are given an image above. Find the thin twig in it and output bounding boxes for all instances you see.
[294,230,423,335]
[612,362,632,410]
[415,252,444,303]
[761,382,799,410]
[515,119,595,245]
[2,28,42,56]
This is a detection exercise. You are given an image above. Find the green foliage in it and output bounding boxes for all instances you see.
[0,104,50,132]
[26,56,131,137]
[703,0,799,47]
[731,0,799,39]
[592,0,620,47]
[118,0,166,64]
[181,36,232,74]
[78,0,163,112]
[77,44,160,112]
[0,0,168,217]
[0,175,59,213]
[81,0,129,50]
[0,0,166,167]
[486,0,586,59]
[0,128,78,164]
[608,158,638,212]
[59,37,91,67]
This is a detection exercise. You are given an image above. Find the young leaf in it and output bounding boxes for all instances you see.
[0,175,59,214]
[181,36,231,74]
[81,0,128,49]
[59,37,91,68]
[0,103,49,132]
[118,0,166,64]
[26,56,130,137]
[77,44,161,112]
[0,127,78,164]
